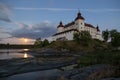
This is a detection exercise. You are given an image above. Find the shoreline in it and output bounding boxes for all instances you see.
[0,48,120,80]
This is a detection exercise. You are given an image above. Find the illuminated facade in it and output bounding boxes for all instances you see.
[53,11,102,41]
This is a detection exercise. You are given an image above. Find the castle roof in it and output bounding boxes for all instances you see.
[75,11,85,21]
[53,29,78,36]
[64,21,75,27]
[85,23,96,29]
[57,21,64,28]
[85,23,100,32]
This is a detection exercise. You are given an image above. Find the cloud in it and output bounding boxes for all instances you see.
[0,2,11,22]
[13,7,120,12]
[13,22,29,28]
[81,9,120,12]
[0,31,10,34]
[10,21,56,39]
[13,7,77,11]
[0,26,11,37]
[0,37,35,44]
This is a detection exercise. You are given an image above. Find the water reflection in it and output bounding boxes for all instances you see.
[0,49,33,60]
[23,49,29,51]
[24,53,28,58]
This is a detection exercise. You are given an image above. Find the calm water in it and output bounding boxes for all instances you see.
[0,49,61,80]
[0,49,33,59]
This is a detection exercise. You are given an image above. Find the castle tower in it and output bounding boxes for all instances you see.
[57,21,64,33]
[96,25,100,32]
[74,11,85,31]
[96,25,102,40]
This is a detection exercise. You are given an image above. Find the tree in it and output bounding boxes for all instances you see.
[102,29,109,42]
[6,43,10,49]
[109,29,120,47]
[73,32,80,43]
[34,38,50,48]
[73,31,92,46]
[34,38,42,48]
[109,29,117,40]
[42,39,49,47]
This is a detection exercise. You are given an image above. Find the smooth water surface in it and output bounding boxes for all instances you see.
[0,49,33,59]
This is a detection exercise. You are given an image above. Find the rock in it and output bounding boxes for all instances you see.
[101,78,120,80]
[118,47,120,50]
[0,58,76,77]
[60,64,117,80]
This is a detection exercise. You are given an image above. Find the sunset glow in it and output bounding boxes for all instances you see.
[23,38,28,43]
[0,0,120,44]
[24,53,28,58]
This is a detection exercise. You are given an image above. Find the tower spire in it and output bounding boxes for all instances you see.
[75,11,84,21]
[57,21,64,28]
[96,24,100,32]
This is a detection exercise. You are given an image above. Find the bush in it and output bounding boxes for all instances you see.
[34,38,49,48]
[77,50,120,67]
[73,31,92,46]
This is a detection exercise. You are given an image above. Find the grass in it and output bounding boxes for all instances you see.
[34,40,120,67]
[45,40,120,67]
[77,50,120,67]
[47,39,109,52]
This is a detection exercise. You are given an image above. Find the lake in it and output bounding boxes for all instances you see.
[0,49,62,80]
[0,49,33,59]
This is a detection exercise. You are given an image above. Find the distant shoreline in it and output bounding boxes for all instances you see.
[0,44,34,49]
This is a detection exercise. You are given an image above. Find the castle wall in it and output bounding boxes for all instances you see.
[53,31,76,41]
[53,12,103,41]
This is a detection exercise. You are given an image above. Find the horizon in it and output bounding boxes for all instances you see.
[0,0,120,44]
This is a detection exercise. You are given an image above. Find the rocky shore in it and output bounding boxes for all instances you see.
[60,64,118,80]
[0,48,120,80]
[0,57,76,77]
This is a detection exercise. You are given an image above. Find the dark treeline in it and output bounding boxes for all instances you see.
[0,44,34,49]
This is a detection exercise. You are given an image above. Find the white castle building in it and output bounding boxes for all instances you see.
[52,11,102,41]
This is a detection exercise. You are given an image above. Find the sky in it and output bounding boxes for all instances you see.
[0,0,120,44]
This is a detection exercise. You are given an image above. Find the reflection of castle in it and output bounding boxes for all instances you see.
[53,11,102,41]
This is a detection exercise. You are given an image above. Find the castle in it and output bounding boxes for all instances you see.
[52,11,102,41]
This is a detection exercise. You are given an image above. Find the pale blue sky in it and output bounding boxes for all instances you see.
[0,0,120,44]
